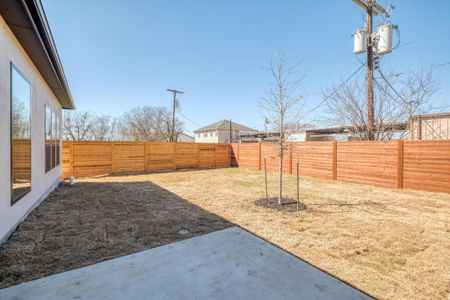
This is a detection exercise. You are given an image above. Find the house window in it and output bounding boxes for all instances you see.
[45,105,61,172]
[45,106,52,172]
[57,115,61,166]
[11,64,31,204]
[214,132,217,137]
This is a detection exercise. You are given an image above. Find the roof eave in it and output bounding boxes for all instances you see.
[0,0,75,109]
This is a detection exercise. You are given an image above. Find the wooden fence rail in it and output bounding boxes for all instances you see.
[231,140,450,194]
[62,140,450,194]
[62,141,230,178]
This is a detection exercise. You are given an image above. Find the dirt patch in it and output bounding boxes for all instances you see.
[0,179,231,288]
[254,197,307,212]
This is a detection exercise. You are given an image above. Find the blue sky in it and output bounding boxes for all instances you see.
[42,0,450,134]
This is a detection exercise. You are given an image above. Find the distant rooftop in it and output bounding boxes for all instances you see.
[410,112,450,120]
[194,120,258,133]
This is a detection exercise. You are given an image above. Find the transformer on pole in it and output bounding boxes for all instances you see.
[352,0,397,140]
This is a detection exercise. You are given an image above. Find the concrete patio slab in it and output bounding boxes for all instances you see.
[0,227,372,300]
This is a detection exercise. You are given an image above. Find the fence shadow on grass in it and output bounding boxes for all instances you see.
[0,180,233,289]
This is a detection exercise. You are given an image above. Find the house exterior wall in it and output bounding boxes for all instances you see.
[0,15,62,242]
[195,129,257,143]
[195,130,219,143]
[217,129,237,143]
[409,116,450,140]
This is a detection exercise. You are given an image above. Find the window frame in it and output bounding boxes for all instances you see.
[57,114,61,166]
[52,111,56,168]
[10,63,32,205]
[45,105,52,173]
[45,105,61,172]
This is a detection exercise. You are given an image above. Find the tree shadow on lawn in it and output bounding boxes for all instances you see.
[0,180,232,289]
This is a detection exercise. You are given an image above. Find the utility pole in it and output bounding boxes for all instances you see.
[352,0,387,140]
[229,118,232,143]
[366,2,374,140]
[166,89,184,142]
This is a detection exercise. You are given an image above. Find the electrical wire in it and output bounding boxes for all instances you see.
[377,59,450,102]
[397,26,450,50]
[376,68,407,103]
[435,61,450,68]
[177,110,205,128]
[303,63,366,118]
[373,75,404,105]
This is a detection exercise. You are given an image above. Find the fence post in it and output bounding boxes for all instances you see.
[289,144,293,175]
[396,140,404,189]
[332,141,337,180]
[258,142,262,171]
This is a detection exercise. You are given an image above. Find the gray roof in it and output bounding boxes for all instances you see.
[194,120,258,133]
[0,0,74,109]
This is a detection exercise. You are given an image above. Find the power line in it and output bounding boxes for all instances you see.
[435,61,450,68]
[177,110,205,128]
[397,26,450,49]
[373,75,404,105]
[303,63,366,118]
[376,68,408,103]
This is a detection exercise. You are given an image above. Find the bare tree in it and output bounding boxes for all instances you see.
[259,51,306,205]
[323,66,439,140]
[63,105,185,142]
[63,111,96,140]
[119,106,183,141]
[90,115,120,141]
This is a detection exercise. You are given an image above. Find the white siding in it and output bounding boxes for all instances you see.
[194,130,219,143]
[409,117,450,140]
[0,15,62,242]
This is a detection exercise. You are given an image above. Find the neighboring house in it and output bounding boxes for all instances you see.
[177,133,194,143]
[242,128,347,142]
[194,120,258,143]
[409,112,450,140]
[0,1,74,243]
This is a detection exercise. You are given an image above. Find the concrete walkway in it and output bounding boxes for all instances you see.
[0,227,372,300]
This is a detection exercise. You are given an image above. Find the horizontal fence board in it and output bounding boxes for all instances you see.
[292,142,333,179]
[337,141,398,188]
[403,140,450,193]
[232,140,450,194]
[63,141,230,178]
[62,140,450,194]
[145,142,174,171]
[112,142,145,174]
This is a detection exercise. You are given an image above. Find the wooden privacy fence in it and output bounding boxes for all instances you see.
[231,140,450,194]
[62,141,230,178]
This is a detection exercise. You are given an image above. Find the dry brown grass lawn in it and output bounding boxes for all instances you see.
[119,168,449,300]
[1,168,449,299]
